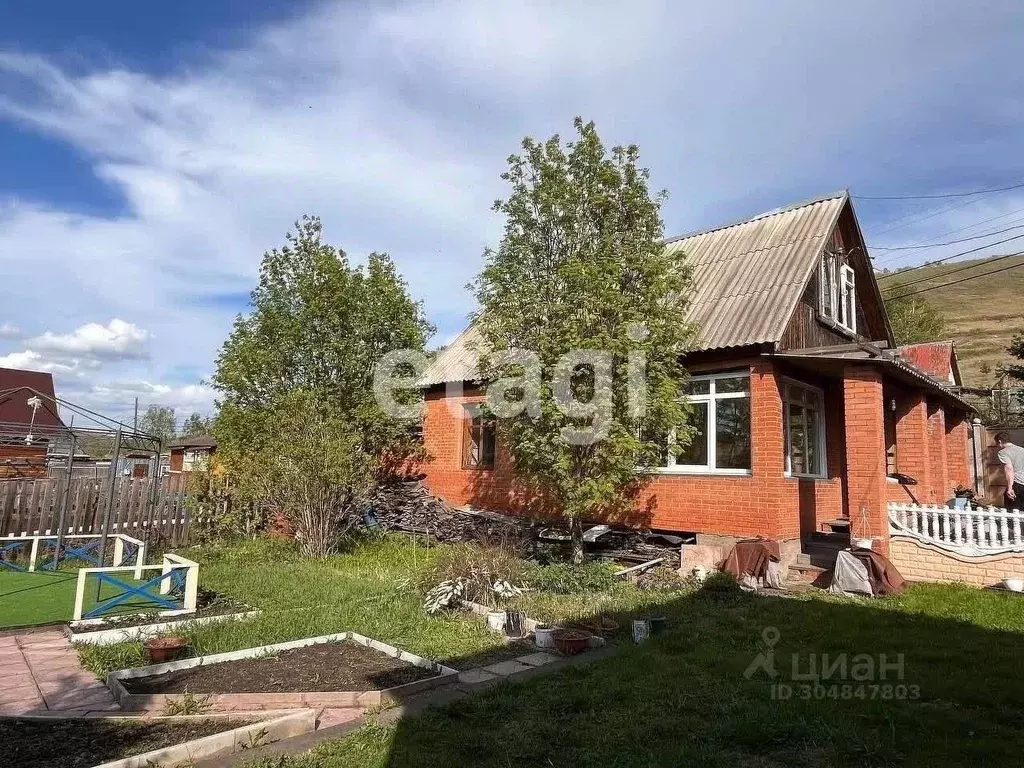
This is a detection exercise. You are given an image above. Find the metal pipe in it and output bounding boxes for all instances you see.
[51,417,76,571]
[95,427,123,602]
[143,438,162,549]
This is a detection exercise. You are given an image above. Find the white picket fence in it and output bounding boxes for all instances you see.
[888,502,1024,555]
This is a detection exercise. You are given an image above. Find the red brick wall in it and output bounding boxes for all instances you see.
[421,361,842,539]
[927,404,948,503]
[843,367,889,553]
[945,416,971,490]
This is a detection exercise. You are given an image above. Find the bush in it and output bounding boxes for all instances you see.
[525,561,620,595]
[635,565,688,592]
[420,543,527,606]
[697,570,742,599]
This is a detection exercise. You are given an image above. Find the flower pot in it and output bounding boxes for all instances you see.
[486,610,507,632]
[505,611,526,638]
[552,629,589,656]
[953,496,969,510]
[533,624,556,648]
[144,636,189,665]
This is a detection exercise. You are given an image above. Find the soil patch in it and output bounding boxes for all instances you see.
[2,716,245,768]
[122,640,438,694]
[69,588,249,633]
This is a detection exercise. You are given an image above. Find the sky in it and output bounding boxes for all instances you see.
[1,0,1023,425]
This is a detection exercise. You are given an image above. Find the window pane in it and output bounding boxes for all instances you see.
[806,407,820,475]
[788,403,807,475]
[716,375,749,395]
[677,402,708,466]
[716,396,751,470]
[684,379,710,396]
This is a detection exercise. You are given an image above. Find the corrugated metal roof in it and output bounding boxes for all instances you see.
[420,191,848,386]
[895,341,959,386]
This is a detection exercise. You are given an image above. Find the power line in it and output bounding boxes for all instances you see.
[884,259,1024,301]
[870,204,1024,251]
[869,222,1024,252]
[875,231,1024,277]
[855,179,1024,200]
[880,252,1023,294]
[867,194,1000,238]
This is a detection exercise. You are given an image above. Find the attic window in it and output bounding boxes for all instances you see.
[819,253,857,335]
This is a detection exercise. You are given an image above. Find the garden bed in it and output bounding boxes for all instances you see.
[69,588,248,633]
[0,712,315,768]
[107,632,459,711]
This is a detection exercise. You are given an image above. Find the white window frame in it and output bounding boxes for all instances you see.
[819,255,857,335]
[658,372,752,476]
[782,378,827,479]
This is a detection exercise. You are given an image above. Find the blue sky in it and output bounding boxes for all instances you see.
[1,0,1023,423]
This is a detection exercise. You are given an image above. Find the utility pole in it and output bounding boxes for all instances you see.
[133,397,139,432]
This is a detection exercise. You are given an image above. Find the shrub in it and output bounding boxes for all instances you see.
[697,570,742,599]
[636,565,688,592]
[421,543,527,606]
[525,561,620,595]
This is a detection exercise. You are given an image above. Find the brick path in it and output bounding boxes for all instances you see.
[0,630,119,715]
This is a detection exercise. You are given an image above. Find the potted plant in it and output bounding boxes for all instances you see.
[552,628,589,655]
[144,636,189,664]
[489,579,523,634]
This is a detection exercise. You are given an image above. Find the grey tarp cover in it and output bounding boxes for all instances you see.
[828,550,873,596]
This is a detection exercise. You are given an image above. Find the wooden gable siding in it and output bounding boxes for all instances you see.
[779,202,891,351]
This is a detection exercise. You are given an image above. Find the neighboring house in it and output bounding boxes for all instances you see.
[416,191,974,567]
[0,367,62,479]
[167,436,217,475]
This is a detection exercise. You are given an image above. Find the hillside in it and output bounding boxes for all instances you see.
[877,254,1024,386]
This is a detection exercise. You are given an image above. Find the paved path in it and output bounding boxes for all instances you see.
[0,630,119,715]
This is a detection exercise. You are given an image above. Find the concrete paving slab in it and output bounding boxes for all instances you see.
[481,660,532,677]
[457,668,498,685]
[515,652,559,667]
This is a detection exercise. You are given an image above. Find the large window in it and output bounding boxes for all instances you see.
[660,372,751,474]
[820,253,857,334]
[462,404,496,469]
[783,380,826,477]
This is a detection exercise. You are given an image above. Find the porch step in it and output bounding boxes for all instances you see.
[819,518,850,535]
[786,563,831,587]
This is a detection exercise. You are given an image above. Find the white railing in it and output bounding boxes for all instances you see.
[0,532,146,575]
[888,502,1024,556]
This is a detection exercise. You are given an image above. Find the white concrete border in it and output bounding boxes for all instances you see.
[106,632,459,712]
[83,709,317,768]
[69,610,262,646]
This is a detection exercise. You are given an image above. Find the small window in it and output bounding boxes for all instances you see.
[462,404,496,469]
[783,381,826,477]
[819,253,857,334]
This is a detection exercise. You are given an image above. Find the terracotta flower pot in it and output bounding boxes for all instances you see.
[144,636,189,665]
[552,629,589,656]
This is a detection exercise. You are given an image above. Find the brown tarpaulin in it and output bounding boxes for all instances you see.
[723,539,781,580]
[849,548,906,595]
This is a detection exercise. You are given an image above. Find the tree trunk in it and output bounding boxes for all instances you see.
[569,517,585,564]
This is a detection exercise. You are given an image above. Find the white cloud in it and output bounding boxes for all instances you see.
[0,0,1022,408]
[0,323,19,339]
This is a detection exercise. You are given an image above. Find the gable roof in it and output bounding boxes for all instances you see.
[0,368,62,437]
[167,435,218,450]
[896,341,962,386]
[420,191,850,386]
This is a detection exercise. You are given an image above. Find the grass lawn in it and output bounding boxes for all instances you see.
[72,535,1024,765]
[0,566,185,630]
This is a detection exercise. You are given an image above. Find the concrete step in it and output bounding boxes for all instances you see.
[805,532,850,550]
[796,550,840,569]
[787,563,831,587]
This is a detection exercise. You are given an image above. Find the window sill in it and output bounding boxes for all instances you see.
[784,472,829,481]
[647,467,752,477]
[462,466,495,472]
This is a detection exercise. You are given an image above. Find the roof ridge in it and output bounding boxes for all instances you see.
[663,189,849,245]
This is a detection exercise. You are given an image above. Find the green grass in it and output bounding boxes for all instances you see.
[878,253,1024,385]
[0,566,182,629]
[244,581,1024,767]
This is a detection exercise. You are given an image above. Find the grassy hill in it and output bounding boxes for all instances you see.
[877,253,1024,387]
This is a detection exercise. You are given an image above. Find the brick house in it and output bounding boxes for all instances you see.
[0,367,61,479]
[416,191,974,566]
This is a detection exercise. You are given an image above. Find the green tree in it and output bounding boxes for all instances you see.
[138,405,176,443]
[1004,331,1024,381]
[211,216,434,556]
[882,281,947,345]
[473,119,695,563]
[181,412,212,437]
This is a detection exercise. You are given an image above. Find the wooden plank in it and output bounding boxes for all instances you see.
[38,480,54,535]
[15,480,29,536]
[0,480,17,535]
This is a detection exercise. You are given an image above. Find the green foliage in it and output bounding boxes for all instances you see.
[473,119,695,560]
[696,569,742,599]
[181,412,212,437]
[420,542,527,606]
[1004,330,1024,381]
[524,561,620,595]
[210,216,434,554]
[635,565,688,592]
[882,280,947,345]
[138,405,176,443]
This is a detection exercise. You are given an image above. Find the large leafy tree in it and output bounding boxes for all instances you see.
[211,216,434,555]
[473,119,695,562]
[138,405,176,443]
[181,412,212,437]
[1004,331,1024,381]
[882,281,947,345]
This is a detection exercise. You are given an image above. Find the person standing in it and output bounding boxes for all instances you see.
[995,431,1024,511]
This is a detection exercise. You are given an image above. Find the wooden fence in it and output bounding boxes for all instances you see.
[0,476,193,547]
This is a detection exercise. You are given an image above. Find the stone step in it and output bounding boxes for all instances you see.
[820,518,850,534]
[787,562,831,587]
